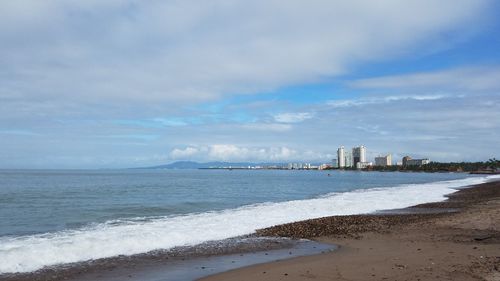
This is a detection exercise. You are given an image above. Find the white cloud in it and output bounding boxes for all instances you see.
[274,112,314,123]
[169,146,202,159]
[168,144,334,162]
[208,145,248,161]
[349,66,500,92]
[0,0,492,112]
[327,95,446,108]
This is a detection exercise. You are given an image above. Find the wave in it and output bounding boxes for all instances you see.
[0,174,498,274]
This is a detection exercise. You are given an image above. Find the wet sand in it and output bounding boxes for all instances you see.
[201,179,500,281]
[0,237,335,281]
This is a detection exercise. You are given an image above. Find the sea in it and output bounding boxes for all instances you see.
[0,169,498,274]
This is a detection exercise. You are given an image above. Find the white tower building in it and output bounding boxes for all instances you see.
[337,146,345,168]
[360,145,366,162]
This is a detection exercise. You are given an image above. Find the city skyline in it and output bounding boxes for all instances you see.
[161,144,432,170]
[1,1,499,168]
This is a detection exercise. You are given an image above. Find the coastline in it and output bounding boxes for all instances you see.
[201,179,500,281]
[1,176,498,281]
[0,237,334,281]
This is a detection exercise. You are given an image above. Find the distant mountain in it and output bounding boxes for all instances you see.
[134,161,288,169]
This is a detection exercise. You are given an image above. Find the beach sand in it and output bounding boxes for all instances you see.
[200,180,500,281]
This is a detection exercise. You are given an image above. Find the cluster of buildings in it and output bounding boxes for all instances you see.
[205,145,431,170]
[335,145,373,169]
[286,163,332,170]
[332,145,430,169]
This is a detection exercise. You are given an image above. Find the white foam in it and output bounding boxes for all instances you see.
[0,175,498,274]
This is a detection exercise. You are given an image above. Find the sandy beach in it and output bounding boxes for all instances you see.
[201,179,500,281]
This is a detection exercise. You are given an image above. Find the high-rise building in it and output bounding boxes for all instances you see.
[402,156,412,166]
[352,145,366,167]
[331,159,338,168]
[344,150,353,168]
[337,146,345,168]
[375,154,392,166]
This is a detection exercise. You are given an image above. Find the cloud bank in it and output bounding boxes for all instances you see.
[169,145,334,163]
[1,0,490,108]
[0,0,497,168]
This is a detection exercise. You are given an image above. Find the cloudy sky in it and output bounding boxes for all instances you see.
[1,0,499,168]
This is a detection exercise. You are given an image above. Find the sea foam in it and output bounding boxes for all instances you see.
[0,175,497,274]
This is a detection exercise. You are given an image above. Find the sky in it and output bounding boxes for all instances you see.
[1,0,499,168]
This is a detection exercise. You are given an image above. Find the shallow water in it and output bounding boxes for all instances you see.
[0,169,471,237]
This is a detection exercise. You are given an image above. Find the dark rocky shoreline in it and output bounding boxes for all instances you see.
[256,213,446,239]
[256,179,500,239]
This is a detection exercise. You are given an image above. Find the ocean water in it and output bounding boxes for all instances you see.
[0,169,497,274]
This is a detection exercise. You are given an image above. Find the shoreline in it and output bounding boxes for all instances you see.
[1,177,498,281]
[0,237,335,281]
[201,179,500,281]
